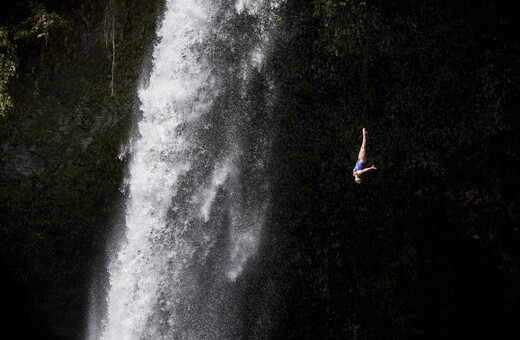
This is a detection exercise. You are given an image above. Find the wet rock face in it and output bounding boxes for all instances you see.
[4,148,46,177]
[13,150,45,176]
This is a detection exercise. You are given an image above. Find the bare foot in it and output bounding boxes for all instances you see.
[363,128,367,135]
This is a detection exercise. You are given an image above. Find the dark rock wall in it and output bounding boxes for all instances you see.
[0,0,164,338]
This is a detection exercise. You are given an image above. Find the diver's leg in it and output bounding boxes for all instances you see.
[358,128,367,163]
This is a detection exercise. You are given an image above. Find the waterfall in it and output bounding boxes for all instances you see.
[87,0,282,339]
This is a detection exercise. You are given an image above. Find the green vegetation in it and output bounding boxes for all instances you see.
[0,28,17,115]
[0,2,70,116]
[14,2,70,44]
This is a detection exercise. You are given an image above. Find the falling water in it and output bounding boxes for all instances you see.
[88,0,281,339]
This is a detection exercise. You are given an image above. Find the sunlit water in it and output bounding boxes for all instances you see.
[87,0,282,339]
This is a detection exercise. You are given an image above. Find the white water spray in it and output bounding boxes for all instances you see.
[88,0,282,339]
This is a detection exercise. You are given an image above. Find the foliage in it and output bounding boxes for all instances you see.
[0,28,17,116]
[0,2,69,117]
[14,2,70,45]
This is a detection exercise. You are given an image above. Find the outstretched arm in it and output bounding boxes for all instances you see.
[356,165,377,175]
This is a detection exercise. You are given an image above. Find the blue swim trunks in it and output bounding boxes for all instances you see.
[353,159,364,172]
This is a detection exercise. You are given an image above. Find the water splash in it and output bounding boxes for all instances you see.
[88,0,283,339]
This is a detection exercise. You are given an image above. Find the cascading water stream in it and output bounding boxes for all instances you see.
[88,0,282,339]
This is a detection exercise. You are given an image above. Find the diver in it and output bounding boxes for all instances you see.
[353,128,376,184]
